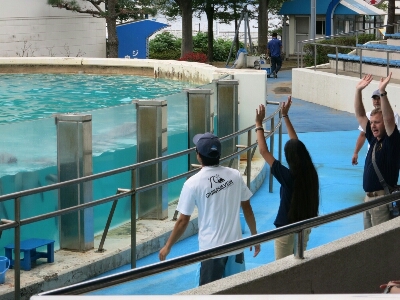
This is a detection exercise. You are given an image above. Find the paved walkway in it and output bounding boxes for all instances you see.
[85,69,367,295]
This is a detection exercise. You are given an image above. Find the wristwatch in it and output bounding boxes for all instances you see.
[255,126,264,132]
[380,91,387,97]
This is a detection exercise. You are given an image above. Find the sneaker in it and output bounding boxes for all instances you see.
[274,71,277,79]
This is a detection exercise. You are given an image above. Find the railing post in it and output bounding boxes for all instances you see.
[314,43,317,71]
[269,116,275,193]
[135,100,168,220]
[131,169,137,268]
[14,197,21,300]
[359,48,363,79]
[247,130,251,188]
[294,229,305,259]
[335,46,338,75]
[387,51,390,76]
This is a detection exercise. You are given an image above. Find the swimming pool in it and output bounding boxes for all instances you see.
[0,73,195,124]
[0,73,199,254]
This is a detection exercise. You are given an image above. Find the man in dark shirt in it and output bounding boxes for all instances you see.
[354,73,400,229]
[267,32,282,79]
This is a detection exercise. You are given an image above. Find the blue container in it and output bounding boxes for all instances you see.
[0,256,10,284]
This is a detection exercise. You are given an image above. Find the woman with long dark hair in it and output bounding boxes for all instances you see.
[255,96,319,259]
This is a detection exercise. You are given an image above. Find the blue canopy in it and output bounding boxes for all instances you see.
[279,0,385,16]
[117,19,169,59]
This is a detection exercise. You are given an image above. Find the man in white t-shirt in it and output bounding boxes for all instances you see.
[159,132,260,286]
[352,89,400,165]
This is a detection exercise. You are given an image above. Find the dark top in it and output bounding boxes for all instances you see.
[267,38,282,58]
[271,160,293,227]
[363,120,400,192]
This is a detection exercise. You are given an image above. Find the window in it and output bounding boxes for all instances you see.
[316,20,326,35]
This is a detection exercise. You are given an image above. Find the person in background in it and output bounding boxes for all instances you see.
[267,32,283,79]
[255,96,319,259]
[159,132,260,286]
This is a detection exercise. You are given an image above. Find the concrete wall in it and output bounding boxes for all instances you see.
[292,68,400,114]
[0,0,106,57]
[181,217,400,295]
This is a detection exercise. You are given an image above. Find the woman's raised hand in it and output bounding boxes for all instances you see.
[256,104,266,127]
[281,96,292,116]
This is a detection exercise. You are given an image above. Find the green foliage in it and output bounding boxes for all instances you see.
[149,32,181,59]
[193,32,209,54]
[303,34,376,67]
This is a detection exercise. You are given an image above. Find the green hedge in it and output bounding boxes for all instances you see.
[149,31,242,62]
[303,34,376,67]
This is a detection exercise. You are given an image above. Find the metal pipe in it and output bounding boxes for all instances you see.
[38,191,400,296]
[246,130,251,188]
[131,169,137,269]
[269,116,275,193]
[14,197,21,300]
[294,230,305,259]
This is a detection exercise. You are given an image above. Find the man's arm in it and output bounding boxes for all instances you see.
[378,72,396,136]
[241,200,260,257]
[354,74,372,132]
[159,213,190,261]
[352,131,366,165]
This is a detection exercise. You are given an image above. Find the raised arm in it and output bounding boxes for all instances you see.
[255,104,275,166]
[378,72,396,136]
[281,96,297,140]
[354,74,372,132]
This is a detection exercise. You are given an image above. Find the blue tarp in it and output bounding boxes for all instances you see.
[117,19,169,59]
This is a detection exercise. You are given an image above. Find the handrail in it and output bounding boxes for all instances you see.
[297,22,400,68]
[0,101,283,300]
[38,190,400,296]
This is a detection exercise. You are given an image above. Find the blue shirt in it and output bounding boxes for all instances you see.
[363,121,400,192]
[267,38,282,58]
[271,160,293,227]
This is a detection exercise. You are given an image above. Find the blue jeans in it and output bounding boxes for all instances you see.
[271,55,282,74]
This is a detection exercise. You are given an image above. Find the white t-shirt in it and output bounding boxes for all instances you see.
[177,165,253,252]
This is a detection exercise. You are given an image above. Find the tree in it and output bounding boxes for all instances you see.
[194,0,251,62]
[156,0,193,57]
[386,0,395,35]
[47,0,156,58]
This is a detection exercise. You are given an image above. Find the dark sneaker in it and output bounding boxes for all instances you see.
[273,71,277,79]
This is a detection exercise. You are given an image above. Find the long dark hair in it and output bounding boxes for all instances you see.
[284,139,319,223]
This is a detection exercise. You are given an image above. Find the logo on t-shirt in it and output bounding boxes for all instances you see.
[208,174,225,188]
[206,174,233,198]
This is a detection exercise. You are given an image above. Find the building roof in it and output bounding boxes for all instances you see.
[279,0,385,16]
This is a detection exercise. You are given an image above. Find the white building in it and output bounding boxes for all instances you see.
[0,0,106,57]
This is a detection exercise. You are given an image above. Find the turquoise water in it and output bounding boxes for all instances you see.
[0,73,195,124]
[0,73,195,254]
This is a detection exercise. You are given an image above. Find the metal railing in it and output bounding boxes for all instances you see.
[38,184,400,296]
[297,22,400,69]
[0,104,283,300]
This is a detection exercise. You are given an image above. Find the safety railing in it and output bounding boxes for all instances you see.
[38,181,400,296]
[0,103,283,300]
[297,22,400,69]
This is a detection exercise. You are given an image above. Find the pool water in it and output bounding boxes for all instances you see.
[0,73,195,124]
